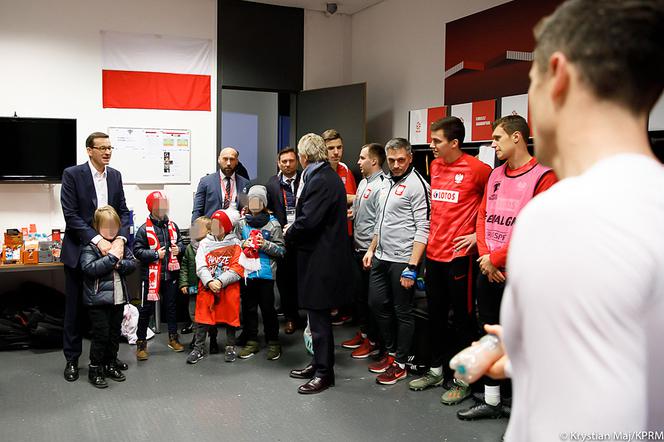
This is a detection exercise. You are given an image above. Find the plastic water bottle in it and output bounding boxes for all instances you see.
[449,334,504,384]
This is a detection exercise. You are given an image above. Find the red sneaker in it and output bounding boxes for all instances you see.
[342,331,365,349]
[368,354,394,373]
[331,314,352,326]
[351,339,379,359]
[376,362,407,385]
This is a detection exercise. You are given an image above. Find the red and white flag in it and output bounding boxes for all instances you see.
[101,31,212,111]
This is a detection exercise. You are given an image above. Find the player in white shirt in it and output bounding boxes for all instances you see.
[477,1,664,441]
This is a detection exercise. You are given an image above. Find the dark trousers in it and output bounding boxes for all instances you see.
[194,323,235,353]
[476,273,508,390]
[242,278,280,343]
[137,279,178,339]
[368,258,415,364]
[425,256,477,369]
[63,265,84,362]
[87,304,124,366]
[352,250,379,342]
[307,308,334,378]
[276,248,300,323]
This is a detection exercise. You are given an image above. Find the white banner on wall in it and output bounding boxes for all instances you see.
[450,103,472,142]
[500,94,529,119]
[409,108,428,145]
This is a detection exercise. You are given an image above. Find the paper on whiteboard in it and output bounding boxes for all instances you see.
[479,145,496,168]
[109,127,191,184]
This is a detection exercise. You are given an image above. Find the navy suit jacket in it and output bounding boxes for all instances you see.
[60,163,130,269]
[191,171,249,222]
[266,171,301,227]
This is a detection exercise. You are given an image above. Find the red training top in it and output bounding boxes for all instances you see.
[427,153,492,262]
[336,162,357,236]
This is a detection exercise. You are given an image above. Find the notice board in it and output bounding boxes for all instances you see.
[108,127,191,184]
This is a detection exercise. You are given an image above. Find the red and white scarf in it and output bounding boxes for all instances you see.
[145,218,180,301]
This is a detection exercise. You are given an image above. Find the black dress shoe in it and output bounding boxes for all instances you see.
[298,376,335,394]
[457,402,505,421]
[181,324,194,335]
[289,364,315,379]
[88,365,108,389]
[64,361,79,382]
[114,359,129,371]
[105,364,126,382]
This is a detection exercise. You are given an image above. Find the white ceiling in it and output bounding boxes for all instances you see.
[243,0,385,15]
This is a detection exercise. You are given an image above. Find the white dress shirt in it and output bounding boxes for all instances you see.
[220,172,237,206]
[89,161,108,245]
[88,160,108,208]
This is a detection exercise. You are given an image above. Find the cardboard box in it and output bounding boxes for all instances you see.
[38,250,54,263]
[2,246,22,264]
[39,241,54,251]
[23,249,39,265]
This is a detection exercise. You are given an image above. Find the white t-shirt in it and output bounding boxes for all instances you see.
[502,154,664,441]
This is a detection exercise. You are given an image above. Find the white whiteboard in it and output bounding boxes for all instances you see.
[108,127,191,184]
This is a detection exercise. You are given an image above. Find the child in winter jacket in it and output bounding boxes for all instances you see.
[187,209,248,364]
[133,191,185,361]
[235,185,285,360]
[80,205,136,389]
[178,216,212,350]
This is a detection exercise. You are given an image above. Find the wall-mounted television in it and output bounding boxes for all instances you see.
[0,117,76,183]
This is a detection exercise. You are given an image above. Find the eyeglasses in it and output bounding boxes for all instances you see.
[91,146,114,152]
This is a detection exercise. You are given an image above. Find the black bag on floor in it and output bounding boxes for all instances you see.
[22,308,64,349]
[0,317,31,350]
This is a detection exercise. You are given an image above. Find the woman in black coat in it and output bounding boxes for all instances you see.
[285,133,352,394]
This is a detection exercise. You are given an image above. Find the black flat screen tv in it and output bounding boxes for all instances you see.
[0,117,76,182]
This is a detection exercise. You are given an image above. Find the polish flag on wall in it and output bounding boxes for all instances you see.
[409,106,448,145]
[101,31,212,111]
[450,100,496,142]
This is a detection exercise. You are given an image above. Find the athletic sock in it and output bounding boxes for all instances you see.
[485,385,501,406]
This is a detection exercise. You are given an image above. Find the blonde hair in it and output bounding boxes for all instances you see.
[92,205,121,231]
[321,128,342,142]
[297,133,328,162]
[194,216,212,232]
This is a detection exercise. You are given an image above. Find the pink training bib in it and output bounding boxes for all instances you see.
[484,162,551,253]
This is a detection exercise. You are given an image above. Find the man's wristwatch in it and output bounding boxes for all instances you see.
[407,264,417,272]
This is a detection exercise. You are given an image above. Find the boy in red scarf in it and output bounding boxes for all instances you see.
[133,191,185,361]
[187,208,249,364]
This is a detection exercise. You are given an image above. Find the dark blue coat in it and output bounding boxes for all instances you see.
[191,171,249,222]
[133,216,185,282]
[284,162,352,310]
[60,163,130,269]
[79,243,136,306]
[266,171,302,227]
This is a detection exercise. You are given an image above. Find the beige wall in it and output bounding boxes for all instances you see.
[0,0,217,232]
[304,9,353,90]
[350,0,512,143]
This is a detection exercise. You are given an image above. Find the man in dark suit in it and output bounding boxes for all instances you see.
[60,132,131,382]
[286,134,352,394]
[266,147,302,334]
[191,147,249,222]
